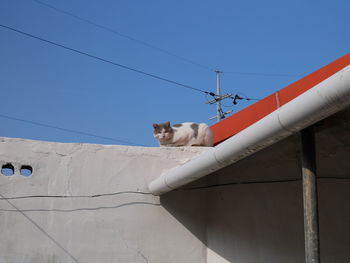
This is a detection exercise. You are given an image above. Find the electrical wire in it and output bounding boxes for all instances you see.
[0,23,285,100]
[224,70,302,77]
[0,23,208,95]
[29,0,305,79]
[205,92,260,108]
[230,94,260,105]
[32,0,304,79]
[32,0,215,72]
[0,113,145,146]
[32,1,302,78]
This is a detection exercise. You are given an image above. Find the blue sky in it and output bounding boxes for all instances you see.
[0,0,349,146]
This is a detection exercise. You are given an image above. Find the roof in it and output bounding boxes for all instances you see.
[211,53,350,145]
[149,53,350,195]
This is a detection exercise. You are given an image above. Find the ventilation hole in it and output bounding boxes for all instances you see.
[1,163,15,176]
[20,165,33,177]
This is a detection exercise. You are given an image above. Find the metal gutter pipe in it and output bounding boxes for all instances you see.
[149,65,350,195]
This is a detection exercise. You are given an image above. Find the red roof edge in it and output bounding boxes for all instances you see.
[210,53,350,145]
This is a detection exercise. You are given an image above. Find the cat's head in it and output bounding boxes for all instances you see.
[153,121,174,142]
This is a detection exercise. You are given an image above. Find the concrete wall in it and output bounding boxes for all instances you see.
[204,133,350,263]
[204,180,350,263]
[1,130,350,263]
[0,137,209,263]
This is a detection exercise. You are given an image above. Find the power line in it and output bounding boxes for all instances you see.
[0,23,208,94]
[206,91,261,120]
[32,0,214,72]
[32,0,302,78]
[0,24,261,132]
[223,70,302,77]
[0,113,144,146]
[0,24,269,122]
[231,94,260,104]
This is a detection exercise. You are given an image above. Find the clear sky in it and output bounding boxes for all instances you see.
[1,0,349,147]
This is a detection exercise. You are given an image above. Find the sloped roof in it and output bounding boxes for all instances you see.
[149,53,350,195]
[211,53,350,145]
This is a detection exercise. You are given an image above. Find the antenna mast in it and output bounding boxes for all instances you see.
[215,70,223,122]
[208,70,232,122]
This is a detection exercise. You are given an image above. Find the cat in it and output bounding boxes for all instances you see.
[153,121,213,147]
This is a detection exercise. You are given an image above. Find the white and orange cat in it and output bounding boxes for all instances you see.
[153,121,213,147]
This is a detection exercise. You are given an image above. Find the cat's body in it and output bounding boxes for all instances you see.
[153,121,213,147]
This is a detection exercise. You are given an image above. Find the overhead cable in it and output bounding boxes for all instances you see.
[33,0,301,77]
[0,24,263,107]
[0,23,208,94]
[32,0,214,72]
[224,70,302,77]
[0,113,144,146]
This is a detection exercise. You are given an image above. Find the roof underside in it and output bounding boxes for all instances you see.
[202,107,350,187]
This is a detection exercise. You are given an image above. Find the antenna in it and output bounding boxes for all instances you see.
[207,70,232,122]
[206,71,260,121]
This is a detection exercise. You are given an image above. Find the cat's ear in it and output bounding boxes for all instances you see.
[165,121,171,127]
[152,123,158,129]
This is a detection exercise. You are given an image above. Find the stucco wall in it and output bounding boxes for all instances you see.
[0,137,209,263]
[205,176,350,263]
[2,130,350,263]
[204,133,350,263]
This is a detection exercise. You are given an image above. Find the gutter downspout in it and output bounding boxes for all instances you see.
[149,65,350,195]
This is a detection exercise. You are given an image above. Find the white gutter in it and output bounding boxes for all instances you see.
[149,66,350,195]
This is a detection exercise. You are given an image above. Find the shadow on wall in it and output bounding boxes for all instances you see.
[159,129,350,263]
[205,182,305,263]
[160,181,306,263]
[317,180,350,263]
[159,136,305,263]
[160,185,208,246]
